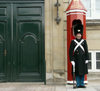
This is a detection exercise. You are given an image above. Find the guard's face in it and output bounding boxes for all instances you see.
[76,33,82,39]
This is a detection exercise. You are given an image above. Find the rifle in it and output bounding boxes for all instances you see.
[73,65,76,89]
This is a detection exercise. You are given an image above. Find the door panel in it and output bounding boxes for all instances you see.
[13,4,44,82]
[0,4,11,82]
[0,21,7,81]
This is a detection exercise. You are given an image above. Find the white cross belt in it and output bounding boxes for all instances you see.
[74,39,85,52]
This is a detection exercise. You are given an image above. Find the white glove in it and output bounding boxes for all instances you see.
[71,61,75,66]
[85,60,88,64]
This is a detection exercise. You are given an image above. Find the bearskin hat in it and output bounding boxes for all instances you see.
[73,24,83,36]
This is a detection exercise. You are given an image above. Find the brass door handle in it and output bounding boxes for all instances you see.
[4,49,7,56]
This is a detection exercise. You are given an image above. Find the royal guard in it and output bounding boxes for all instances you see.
[69,24,89,88]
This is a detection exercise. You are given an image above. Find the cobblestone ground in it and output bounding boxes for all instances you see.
[0,80,99,91]
[66,80,100,91]
[0,83,66,91]
[66,85,100,91]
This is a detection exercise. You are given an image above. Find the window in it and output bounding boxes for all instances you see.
[81,0,91,18]
[96,52,100,69]
[88,51,100,72]
[88,52,92,69]
[81,0,100,19]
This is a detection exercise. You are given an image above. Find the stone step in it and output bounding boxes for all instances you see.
[87,72,100,81]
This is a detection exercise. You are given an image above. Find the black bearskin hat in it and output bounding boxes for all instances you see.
[73,24,83,36]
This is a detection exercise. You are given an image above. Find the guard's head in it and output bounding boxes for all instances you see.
[73,24,83,37]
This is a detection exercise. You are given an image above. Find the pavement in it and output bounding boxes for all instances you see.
[0,80,99,91]
[66,80,100,91]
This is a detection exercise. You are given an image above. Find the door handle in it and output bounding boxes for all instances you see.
[4,49,7,56]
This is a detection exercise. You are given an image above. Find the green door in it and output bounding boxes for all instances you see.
[0,4,11,82]
[0,2,45,82]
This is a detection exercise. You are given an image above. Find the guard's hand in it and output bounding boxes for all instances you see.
[85,60,88,64]
[71,61,75,66]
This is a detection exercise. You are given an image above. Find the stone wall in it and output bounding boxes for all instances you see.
[45,0,69,84]
[86,20,100,50]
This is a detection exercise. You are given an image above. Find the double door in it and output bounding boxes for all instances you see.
[0,3,45,82]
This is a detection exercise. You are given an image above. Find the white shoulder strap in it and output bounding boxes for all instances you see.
[74,39,84,52]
